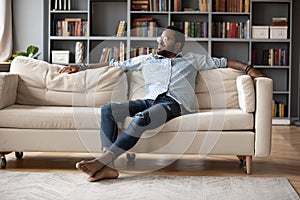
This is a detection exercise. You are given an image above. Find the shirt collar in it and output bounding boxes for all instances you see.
[153,53,183,59]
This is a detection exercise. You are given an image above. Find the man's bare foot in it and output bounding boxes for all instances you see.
[75,159,104,177]
[87,166,119,182]
[76,151,115,176]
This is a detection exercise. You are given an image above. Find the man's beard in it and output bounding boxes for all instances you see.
[157,49,176,57]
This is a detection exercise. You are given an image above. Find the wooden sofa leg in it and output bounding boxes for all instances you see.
[246,155,252,174]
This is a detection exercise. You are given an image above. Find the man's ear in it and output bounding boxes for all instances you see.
[175,42,182,52]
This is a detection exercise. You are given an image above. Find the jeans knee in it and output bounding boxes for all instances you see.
[101,103,113,115]
[133,112,150,127]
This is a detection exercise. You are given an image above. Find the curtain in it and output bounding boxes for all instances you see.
[0,0,12,62]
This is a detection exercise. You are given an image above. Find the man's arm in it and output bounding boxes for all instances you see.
[59,62,108,74]
[227,60,265,78]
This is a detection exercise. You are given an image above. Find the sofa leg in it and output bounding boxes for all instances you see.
[246,156,252,174]
[239,155,252,174]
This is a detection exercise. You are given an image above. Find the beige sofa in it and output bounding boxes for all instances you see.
[0,56,273,174]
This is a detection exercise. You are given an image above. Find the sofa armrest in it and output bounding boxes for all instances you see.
[236,75,255,113]
[254,77,273,157]
[0,73,18,109]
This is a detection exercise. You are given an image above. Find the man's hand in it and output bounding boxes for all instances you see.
[59,65,80,74]
[247,67,265,78]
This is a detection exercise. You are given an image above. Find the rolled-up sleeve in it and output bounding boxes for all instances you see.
[211,57,227,68]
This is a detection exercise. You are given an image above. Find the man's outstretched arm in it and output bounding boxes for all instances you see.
[59,62,109,74]
[227,60,265,78]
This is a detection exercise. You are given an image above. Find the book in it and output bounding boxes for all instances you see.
[59,0,62,10]
[174,0,181,12]
[279,103,285,118]
[54,0,58,10]
[64,0,67,10]
[132,0,149,11]
[120,42,125,62]
[199,0,208,12]
[116,20,127,37]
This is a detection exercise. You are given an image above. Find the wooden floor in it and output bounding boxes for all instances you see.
[2,125,300,194]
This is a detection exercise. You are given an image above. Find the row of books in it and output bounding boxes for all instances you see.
[55,18,88,37]
[130,47,157,58]
[53,0,71,11]
[99,42,126,63]
[213,0,250,13]
[272,17,288,26]
[171,21,208,38]
[272,101,285,118]
[132,0,208,12]
[131,0,168,12]
[132,17,158,37]
[173,0,208,12]
[261,48,289,66]
[211,20,250,39]
[99,44,157,63]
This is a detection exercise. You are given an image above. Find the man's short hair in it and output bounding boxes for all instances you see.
[166,25,185,49]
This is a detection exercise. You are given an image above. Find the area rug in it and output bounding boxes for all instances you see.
[0,171,299,200]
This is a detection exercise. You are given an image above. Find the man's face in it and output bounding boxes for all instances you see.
[157,29,180,57]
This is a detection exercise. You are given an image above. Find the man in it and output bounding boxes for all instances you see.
[59,26,264,182]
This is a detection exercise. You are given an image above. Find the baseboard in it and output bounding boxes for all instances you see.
[272,118,291,125]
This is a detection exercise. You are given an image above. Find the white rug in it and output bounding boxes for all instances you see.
[0,171,299,200]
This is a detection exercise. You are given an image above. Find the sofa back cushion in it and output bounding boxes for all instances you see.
[195,68,244,109]
[10,56,128,107]
[128,68,249,109]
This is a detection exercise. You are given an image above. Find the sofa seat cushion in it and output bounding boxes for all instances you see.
[123,109,253,132]
[0,104,100,129]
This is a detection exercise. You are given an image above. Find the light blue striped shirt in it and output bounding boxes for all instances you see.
[110,52,227,113]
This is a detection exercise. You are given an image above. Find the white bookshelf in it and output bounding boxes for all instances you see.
[47,0,292,124]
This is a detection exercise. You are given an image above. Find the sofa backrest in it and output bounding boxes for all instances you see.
[10,56,254,111]
[128,68,248,109]
[10,56,128,107]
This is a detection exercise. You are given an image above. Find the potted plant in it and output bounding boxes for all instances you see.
[9,45,41,61]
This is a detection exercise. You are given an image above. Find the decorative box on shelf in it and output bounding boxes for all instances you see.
[252,26,269,39]
[51,50,70,64]
[270,26,288,39]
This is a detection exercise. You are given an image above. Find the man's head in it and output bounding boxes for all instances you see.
[157,26,185,57]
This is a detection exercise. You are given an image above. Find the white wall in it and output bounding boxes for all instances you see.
[12,0,47,60]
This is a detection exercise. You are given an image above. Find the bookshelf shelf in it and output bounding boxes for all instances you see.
[89,36,127,41]
[171,12,209,14]
[212,12,250,15]
[50,10,88,13]
[186,38,209,42]
[211,38,250,42]
[47,0,293,124]
[254,65,290,69]
[130,11,169,14]
[274,91,290,94]
[50,36,88,40]
[130,37,156,41]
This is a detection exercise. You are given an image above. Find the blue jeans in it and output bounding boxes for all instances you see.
[100,94,182,158]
